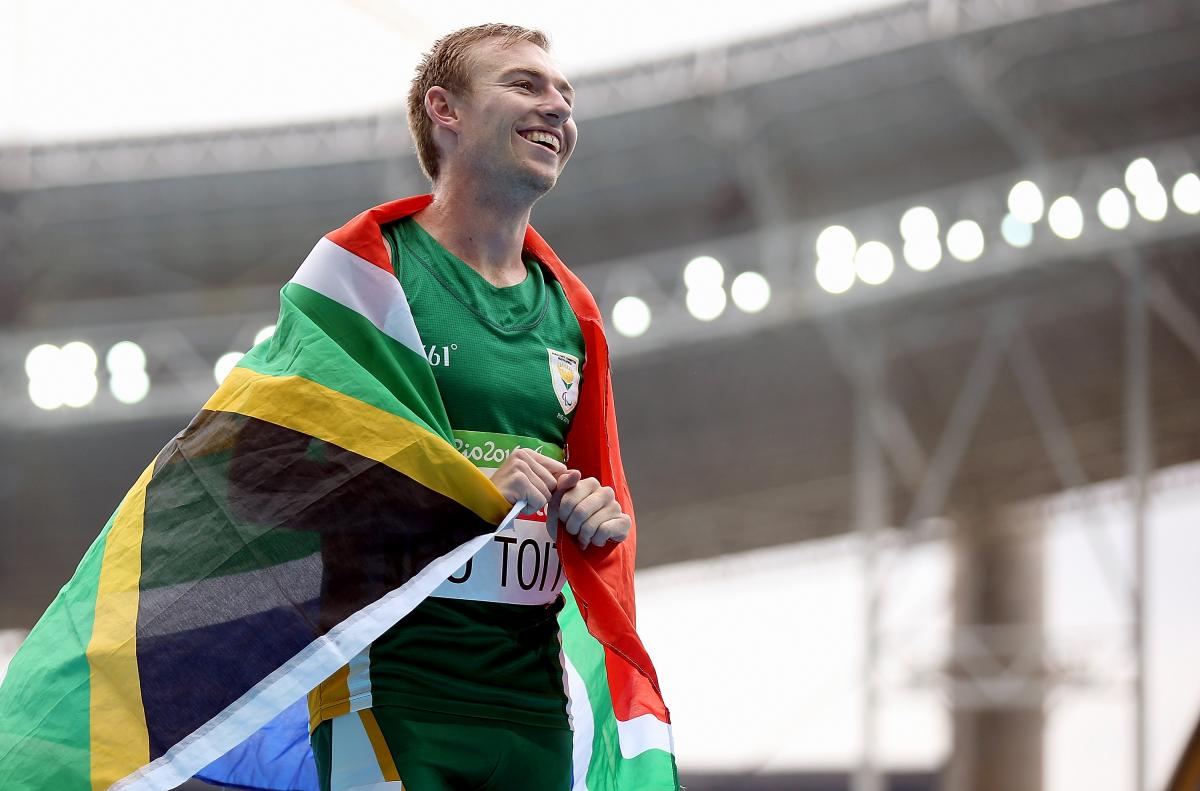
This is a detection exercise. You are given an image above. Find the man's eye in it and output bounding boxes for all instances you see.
[514,80,534,91]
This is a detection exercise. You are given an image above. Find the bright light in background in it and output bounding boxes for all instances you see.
[1047,196,1084,240]
[612,296,651,337]
[730,272,771,313]
[25,341,99,410]
[900,206,939,240]
[946,220,984,262]
[815,225,857,262]
[685,287,727,321]
[1174,173,1200,215]
[683,256,724,291]
[1007,180,1045,224]
[214,352,244,385]
[815,225,859,293]
[684,256,727,321]
[59,342,99,409]
[901,207,941,272]
[254,325,276,345]
[903,238,942,272]
[815,258,856,294]
[1000,213,1033,248]
[1135,182,1169,222]
[1097,188,1131,230]
[25,344,64,410]
[106,341,150,405]
[854,241,894,286]
[1124,157,1158,196]
[24,344,59,380]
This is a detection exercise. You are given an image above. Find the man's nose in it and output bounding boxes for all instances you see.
[541,92,572,125]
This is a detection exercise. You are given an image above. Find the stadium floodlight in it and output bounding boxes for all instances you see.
[730,272,771,313]
[214,352,244,384]
[612,296,651,337]
[683,256,724,291]
[815,225,857,263]
[1007,180,1045,224]
[1124,157,1158,196]
[110,370,151,405]
[106,341,146,373]
[854,241,894,286]
[946,220,985,262]
[106,341,150,405]
[254,325,277,345]
[25,344,60,380]
[28,378,64,411]
[815,258,855,294]
[26,344,63,410]
[1097,188,1131,230]
[1174,173,1200,215]
[685,286,726,321]
[59,341,99,408]
[903,237,941,272]
[60,341,97,375]
[1000,214,1033,248]
[1047,196,1084,239]
[899,206,938,240]
[1135,182,1168,222]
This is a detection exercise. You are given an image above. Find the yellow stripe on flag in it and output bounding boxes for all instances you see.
[206,367,510,525]
[87,462,155,791]
[358,709,402,782]
[308,665,352,731]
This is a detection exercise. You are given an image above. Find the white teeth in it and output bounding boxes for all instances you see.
[521,130,560,153]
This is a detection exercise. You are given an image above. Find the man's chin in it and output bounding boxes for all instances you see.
[517,165,560,198]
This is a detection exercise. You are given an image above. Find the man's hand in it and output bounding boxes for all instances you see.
[491,449,575,515]
[548,476,631,550]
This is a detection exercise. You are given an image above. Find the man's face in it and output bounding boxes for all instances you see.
[448,39,578,199]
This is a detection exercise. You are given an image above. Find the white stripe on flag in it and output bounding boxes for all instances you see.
[290,237,425,358]
[346,647,373,712]
[562,653,593,791]
[329,711,388,790]
[617,714,674,760]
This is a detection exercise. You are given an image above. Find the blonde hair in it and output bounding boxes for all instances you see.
[407,24,551,183]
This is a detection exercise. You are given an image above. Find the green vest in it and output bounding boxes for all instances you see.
[311,216,586,730]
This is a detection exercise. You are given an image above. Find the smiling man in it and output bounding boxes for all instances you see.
[304,24,642,791]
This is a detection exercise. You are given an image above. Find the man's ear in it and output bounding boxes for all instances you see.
[425,86,459,134]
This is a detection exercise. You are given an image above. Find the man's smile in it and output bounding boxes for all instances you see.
[518,128,562,154]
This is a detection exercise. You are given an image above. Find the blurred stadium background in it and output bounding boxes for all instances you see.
[3,0,1200,789]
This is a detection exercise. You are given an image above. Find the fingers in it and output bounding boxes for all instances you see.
[591,515,631,547]
[557,479,627,549]
[492,449,572,514]
[546,470,581,530]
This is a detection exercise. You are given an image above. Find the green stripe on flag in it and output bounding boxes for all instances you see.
[560,587,678,791]
[237,284,451,442]
[0,514,115,791]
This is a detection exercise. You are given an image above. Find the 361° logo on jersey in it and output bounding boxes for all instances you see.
[547,349,580,415]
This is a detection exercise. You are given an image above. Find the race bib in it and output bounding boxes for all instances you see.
[430,431,565,605]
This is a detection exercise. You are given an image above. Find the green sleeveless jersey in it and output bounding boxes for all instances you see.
[308,216,585,730]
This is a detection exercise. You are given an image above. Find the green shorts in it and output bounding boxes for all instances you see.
[312,706,573,791]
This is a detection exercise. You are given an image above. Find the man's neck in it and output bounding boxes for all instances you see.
[412,179,536,288]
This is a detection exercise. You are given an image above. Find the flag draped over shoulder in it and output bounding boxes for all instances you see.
[0,195,677,791]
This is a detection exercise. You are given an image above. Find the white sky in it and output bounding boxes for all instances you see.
[0,0,901,144]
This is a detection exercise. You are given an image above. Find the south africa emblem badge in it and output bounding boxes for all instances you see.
[547,349,580,415]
